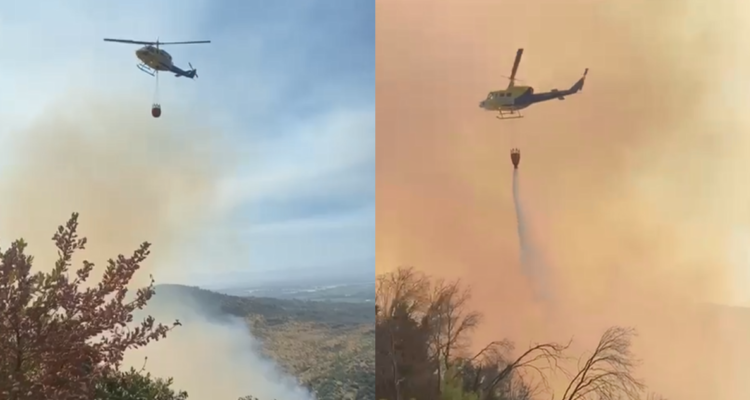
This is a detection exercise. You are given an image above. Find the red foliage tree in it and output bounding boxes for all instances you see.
[0,213,180,400]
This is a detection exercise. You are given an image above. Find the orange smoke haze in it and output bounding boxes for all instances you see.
[376,0,750,398]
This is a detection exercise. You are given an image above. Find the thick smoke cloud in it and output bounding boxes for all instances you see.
[376,0,750,398]
[0,91,226,286]
[0,90,312,398]
[127,290,315,400]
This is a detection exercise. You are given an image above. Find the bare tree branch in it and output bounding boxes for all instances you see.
[424,278,482,390]
[562,326,646,400]
[376,266,429,321]
[489,341,569,393]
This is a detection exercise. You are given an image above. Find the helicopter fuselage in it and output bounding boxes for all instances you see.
[134,45,196,78]
[136,46,174,71]
[480,85,534,111]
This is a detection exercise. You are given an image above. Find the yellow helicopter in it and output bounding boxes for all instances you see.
[479,48,588,120]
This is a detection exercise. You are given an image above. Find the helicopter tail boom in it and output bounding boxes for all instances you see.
[168,63,198,79]
[181,69,197,79]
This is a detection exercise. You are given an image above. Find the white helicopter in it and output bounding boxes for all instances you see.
[103,37,210,79]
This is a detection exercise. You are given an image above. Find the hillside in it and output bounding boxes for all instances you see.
[152,284,375,400]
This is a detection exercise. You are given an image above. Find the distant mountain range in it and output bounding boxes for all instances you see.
[194,259,374,291]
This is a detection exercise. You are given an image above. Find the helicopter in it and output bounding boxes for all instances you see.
[479,48,588,120]
[103,38,210,79]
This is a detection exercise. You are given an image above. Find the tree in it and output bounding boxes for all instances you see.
[467,339,568,400]
[376,268,567,400]
[376,267,436,400]
[376,268,667,400]
[441,365,479,400]
[0,213,180,400]
[425,278,482,388]
[94,367,188,400]
[561,327,645,400]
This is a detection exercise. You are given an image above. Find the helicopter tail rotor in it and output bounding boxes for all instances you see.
[188,62,198,79]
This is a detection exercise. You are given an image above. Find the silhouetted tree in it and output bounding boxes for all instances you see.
[376,268,436,400]
[441,365,479,400]
[376,268,567,400]
[467,339,568,400]
[561,327,645,400]
[0,213,180,400]
[425,278,481,388]
[375,268,672,400]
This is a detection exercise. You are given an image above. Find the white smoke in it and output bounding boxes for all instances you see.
[512,168,551,303]
[125,289,316,400]
[0,89,315,400]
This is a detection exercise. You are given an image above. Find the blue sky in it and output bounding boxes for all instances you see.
[0,0,374,287]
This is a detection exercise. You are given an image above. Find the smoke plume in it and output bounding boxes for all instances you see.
[376,0,750,398]
[0,90,313,399]
[0,91,225,285]
[127,288,315,400]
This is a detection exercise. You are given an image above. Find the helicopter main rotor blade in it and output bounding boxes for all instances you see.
[103,38,157,45]
[508,48,523,86]
[157,40,211,45]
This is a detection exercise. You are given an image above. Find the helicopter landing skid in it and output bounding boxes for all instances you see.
[137,64,156,77]
[496,109,523,120]
[495,110,523,120]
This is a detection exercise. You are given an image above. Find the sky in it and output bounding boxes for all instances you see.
[0,0,374,287]
[376,0,750,398]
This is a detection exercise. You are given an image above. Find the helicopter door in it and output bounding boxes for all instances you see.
[494,92,513,106]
